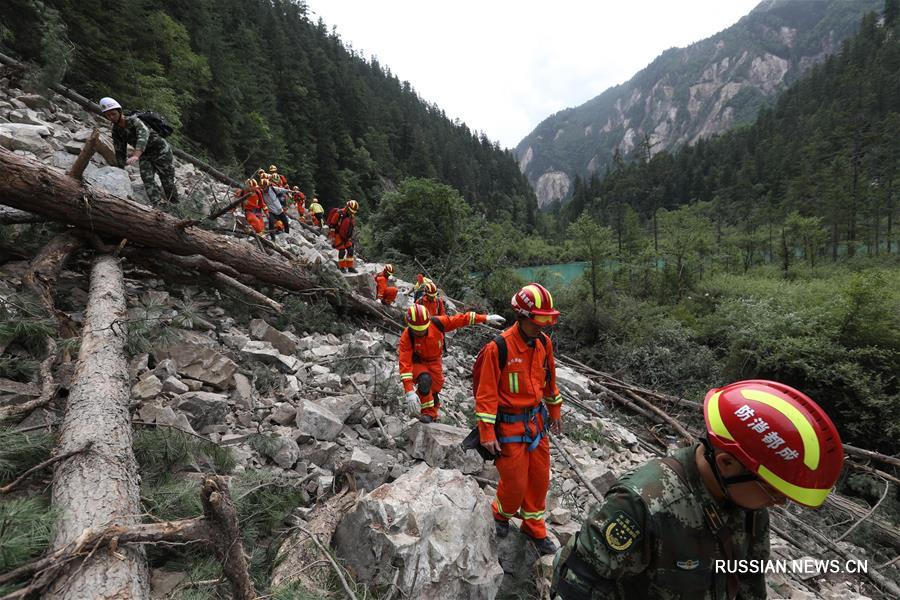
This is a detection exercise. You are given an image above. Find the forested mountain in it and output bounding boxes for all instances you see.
[517,0,880,209]
[562,6,900,263]
[0,0,537,225]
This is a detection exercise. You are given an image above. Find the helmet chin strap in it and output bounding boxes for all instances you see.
[700,437,758,503]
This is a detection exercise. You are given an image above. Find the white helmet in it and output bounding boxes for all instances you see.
[99,97,122,113]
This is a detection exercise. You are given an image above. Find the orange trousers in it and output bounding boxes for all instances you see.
[492,416,550,539]
[379,286,398,305]
[413,362,444,419]
[246,211,266,234]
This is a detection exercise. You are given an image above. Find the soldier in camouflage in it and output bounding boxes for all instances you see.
[99,97,178,206]
[552,380,845,600]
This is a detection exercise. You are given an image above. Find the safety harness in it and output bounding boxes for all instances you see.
[493,332,551,452]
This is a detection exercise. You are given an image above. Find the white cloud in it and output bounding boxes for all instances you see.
[307,0,761,149]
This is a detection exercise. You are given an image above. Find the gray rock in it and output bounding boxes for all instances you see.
[16,94,50,110]
[149,569,187,599]
[176,392,230,431]
[161,376,189,395]
[346,448,372,471]
[297,440,339,468]
[583,466,617,495]
[0,123,50,154]
[241,340,300,373]
[154,338,238,390]
[153,358,178,379]
[132,375,162,401]
[334,464,503,599]
[8,108,48,127]
[232,373,256,410]
[548,507,571,525]
[409,422,483,474]
[270,402,298,426]
[249,319,297,356]
[342,271,376,297]
[295,400,345,441]
[272,436,301,469]
[310,345,340,358]
[83,166,134,199]
[150,405,196,435]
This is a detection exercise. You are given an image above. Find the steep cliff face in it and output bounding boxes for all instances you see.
[517,0,880,209]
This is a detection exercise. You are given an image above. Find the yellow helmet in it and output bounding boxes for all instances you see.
[346,199,359,214]
[245,178,258,188]
[268,164,278,173]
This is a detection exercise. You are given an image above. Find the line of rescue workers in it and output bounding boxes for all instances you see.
[99,94,848,600]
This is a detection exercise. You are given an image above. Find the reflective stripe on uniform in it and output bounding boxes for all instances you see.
[420,400,434,409]
[468,311,476,325]
[494,497,515,519]
[519,509,545,521]
[400,372,413,380]
[508,372,519,393]
[545,394,563,405]
[476,412,497,424]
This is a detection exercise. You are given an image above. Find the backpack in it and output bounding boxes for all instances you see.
[128,110,174,137]
[325,207,343,229]
[471,332,549,399]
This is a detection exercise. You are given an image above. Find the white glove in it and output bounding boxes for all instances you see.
[486,314,506,326]
[405,391,420,415]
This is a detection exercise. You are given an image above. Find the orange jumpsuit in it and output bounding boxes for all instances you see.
[398,312,486,419]
[475,324,563,539]
[334,210,356,270]
[374,271,398,305]
[417,294,446,316]
[241,188,268,234]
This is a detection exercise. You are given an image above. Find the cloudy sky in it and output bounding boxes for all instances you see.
[307,0,762,149]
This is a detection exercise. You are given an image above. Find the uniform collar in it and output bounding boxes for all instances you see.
[513,321,538,349]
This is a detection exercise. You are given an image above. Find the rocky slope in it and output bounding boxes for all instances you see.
[0,77,891,599]
[516,0,881,209]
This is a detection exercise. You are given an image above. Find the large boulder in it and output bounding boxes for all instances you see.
[409,422,483,474]
[83,166,134,199]
[0,123,50,154]
[334,464,503,600]
[241,340,300,373]
[295,399,345,441]
[154,333,238,390]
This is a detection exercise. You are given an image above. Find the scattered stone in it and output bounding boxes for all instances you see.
[548,507,571,525]
[232,373,256,410]
[270,402,298,426]
[176,391,230,431]
[295,400,345,441]
[149,569,187,599]
[249,318,297,355]
[272,436,301,469]
[131,375,162,401]
[16,94,50,110]
[161,376,189,395]
[0,123,50,153]
[83,166,134,199]
[154,337,238,390]
[241,340,300,373]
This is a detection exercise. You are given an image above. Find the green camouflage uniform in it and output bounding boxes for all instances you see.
[112,115,178,205]
[552,444,769,600]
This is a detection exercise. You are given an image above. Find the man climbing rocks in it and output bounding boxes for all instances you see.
[291,186,306,221]
[333,199,358,272]
[260,177,289,239]
[240,178,267,234]
[400,304,505,423]
[412,274,431,303]
[475,283,563,556]
[100,97,179,206]
[416,280,447,316]
[375,264,399,305]
[308,196,324,227]
[551,380,844,600]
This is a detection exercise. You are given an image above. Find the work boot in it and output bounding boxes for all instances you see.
[531,536,557,556]
[494,519,509,538]
[418,415,434,424]
[348,267,358,273]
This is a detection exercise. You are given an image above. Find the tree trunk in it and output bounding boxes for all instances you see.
[0,146,318,294]
[23,231,83,338]
[46,255,149,599]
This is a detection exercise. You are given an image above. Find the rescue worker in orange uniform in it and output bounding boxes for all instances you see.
[240,178,268,234]
[334,199,358,272]
[291,186,306,221]
[400,305,506,423]
[308,197,324,227]
[375,264,399,305]
[416,280,447,316]
[475,283,563,555]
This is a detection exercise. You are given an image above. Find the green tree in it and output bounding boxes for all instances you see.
[567,214,614,305]
[658,204,713,301]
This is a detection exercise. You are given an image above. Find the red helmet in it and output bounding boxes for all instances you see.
[704,380,843,508]
[416,273,424,284]
[511,283,560,327]
[423,281,438,297]
[346,199,359,214]
[405,304,431,331]
[383,264,394,275]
